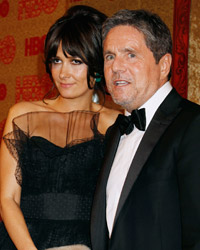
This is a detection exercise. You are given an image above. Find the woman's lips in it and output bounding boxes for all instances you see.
[60,83,74,88]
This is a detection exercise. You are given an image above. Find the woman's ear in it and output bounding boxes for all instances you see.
[89,76,96,88]
[159,53,172,80]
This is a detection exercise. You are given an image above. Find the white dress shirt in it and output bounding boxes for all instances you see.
[106,81,173,236]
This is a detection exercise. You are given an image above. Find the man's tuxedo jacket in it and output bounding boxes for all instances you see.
[91,89,200,250]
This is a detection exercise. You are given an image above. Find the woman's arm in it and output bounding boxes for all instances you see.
[0,105,37,250]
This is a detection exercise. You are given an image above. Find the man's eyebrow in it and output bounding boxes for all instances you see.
[123,47,135,53]
[103,50,114,56]
[104,47,135,55]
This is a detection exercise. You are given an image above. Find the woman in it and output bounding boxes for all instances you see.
[0,5,120,250]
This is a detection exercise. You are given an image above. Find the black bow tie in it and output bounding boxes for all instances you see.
[116,108,146,135]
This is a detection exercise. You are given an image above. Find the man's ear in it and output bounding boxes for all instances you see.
[159,53,172,80]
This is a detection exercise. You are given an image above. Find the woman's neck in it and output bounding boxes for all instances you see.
[44,95,94,113]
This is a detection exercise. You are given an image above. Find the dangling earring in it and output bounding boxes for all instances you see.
[92,73,101,104]
[92,92,99,104]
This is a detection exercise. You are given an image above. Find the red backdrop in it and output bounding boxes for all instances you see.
[171,0,191,98]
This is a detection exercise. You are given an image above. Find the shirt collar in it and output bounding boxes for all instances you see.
[125,81,173,129]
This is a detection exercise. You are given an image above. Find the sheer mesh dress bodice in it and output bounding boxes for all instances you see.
[0,111,105,250]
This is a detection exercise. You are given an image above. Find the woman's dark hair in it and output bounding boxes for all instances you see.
[44,5,107,98]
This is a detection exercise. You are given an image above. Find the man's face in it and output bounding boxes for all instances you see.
[103,25,168,112]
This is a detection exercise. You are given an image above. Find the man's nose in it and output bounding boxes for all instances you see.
[112,57,126,73]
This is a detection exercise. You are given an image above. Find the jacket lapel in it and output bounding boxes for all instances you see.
[114,89,183,224]
[91,121,121,249]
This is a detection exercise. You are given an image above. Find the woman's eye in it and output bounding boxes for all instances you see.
[72,59,83,65]
[51,58,61,64]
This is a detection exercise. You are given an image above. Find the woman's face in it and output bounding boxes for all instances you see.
[51,43,93,101]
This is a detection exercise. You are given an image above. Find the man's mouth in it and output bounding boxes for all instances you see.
[114,80,129,86]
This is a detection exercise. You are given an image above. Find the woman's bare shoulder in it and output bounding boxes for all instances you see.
[92,103,123,134]
[3,101,47,134]
[8,101,46,119]
[102,106,121,117]
[100,106,122,125]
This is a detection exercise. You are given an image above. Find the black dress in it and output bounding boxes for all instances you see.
[0,111,105,250]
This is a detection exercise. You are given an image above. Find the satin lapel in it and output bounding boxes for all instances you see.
[91,122,121,249]
[100,125,122,187]
[114,89,183,224]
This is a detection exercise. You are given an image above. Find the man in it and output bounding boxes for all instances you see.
[91,9,200,250]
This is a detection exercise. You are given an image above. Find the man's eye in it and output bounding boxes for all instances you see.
[105,55,114,61]
[128,53,135,58]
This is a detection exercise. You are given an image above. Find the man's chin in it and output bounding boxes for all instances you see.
[112,97,131,110]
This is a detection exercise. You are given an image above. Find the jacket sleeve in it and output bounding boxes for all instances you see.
[176,113,200,250]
